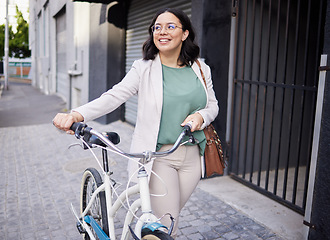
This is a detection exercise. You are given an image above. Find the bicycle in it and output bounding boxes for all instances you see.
[68,122,196,240]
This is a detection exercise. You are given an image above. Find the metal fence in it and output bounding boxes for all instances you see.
[229,0,326,214]
[8,61,31,78]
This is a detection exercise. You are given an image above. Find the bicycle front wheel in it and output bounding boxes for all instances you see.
[141,230,174,240]
[81,168,109,240]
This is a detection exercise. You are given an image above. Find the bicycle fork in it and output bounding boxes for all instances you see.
[134,167,157,238]
[133,166,175,239]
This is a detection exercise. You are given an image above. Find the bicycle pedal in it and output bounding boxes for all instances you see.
[76,221,86,234]
[142,222,168,232]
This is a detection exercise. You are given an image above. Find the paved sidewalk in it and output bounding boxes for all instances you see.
[0,83,286,240]
[0,82,66,127]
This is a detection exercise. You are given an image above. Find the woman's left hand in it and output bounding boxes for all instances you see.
[181,112,204,132]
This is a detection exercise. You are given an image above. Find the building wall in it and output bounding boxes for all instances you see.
[309,0,330,238]
[29,0,91,110]
[71,2,91,108]
[29,0,69,95]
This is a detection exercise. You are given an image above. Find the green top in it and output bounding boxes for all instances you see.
[156,64,207,155]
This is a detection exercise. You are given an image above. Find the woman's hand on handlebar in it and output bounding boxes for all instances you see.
[181,112,204,132]
[52,112,84,134]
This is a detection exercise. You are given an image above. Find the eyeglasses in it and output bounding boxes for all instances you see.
[151,23,183,34]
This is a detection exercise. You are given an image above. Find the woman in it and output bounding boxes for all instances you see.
[53,8,218,238]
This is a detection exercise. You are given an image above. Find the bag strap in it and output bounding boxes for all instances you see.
[196,59,207,89]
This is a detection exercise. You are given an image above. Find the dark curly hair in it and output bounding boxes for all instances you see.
[142,8,200,66]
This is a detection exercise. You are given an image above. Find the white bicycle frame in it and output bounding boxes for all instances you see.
[78,164,157,240]
[70,123,193,240]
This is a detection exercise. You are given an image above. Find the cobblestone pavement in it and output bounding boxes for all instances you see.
[0,121,285,240]
[0,83,285,239]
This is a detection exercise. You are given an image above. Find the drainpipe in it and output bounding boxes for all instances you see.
[68,64,82,109]
[4,0,9,90]
[226,0,238,157]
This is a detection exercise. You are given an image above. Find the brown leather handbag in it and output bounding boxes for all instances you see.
[203,124,226,177]
[196,60,226,177]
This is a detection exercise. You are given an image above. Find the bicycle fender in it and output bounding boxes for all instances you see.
[84,215,110,240]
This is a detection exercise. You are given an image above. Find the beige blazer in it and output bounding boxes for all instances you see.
[74,54,219,178]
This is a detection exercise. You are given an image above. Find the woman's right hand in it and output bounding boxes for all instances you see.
[52,112,84,134]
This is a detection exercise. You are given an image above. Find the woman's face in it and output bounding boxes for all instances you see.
[153,12,189,57]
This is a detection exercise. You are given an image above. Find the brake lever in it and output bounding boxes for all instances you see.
[189,135,196,144]
[68,143,85,150]
[183,122,197,144]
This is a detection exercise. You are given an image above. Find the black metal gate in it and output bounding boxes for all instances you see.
[229,0,326,214]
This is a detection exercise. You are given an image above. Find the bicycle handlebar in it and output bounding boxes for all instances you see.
[70,122,196,161]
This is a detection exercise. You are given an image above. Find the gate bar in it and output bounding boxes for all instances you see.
[274,0,291,198]
[282,0,304,203]
[251,0,264,185]
[232,0,249,175]
[257,0,273,188]
[289,0,302,205]
[244,0,256,182]
[265,0,281,192]
[240,0,249,179]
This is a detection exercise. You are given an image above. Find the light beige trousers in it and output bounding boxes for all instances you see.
[149,144,201,238]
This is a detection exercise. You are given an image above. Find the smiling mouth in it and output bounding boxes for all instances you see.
[159,39,170,43]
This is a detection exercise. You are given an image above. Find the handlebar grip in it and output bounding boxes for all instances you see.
[186,121,193,129]
[70,122,90,138]
[70,122,82,131]
[183,122,192,132]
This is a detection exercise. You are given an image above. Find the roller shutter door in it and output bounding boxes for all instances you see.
[55,7,68,102]
[125,0,192,125]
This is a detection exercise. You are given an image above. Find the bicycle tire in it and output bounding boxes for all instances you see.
[141,230,174,240]
[81,168,109,240]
